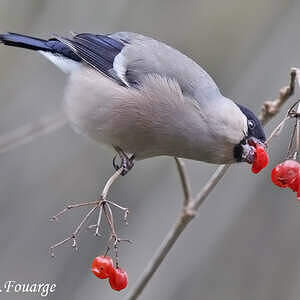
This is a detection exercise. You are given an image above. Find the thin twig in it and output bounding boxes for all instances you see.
[295,102,300,158]
[49,205,98,257]
[287,120,297,159]
[174,157,192,206]
[259,68,296,125]
[49,168,125,256]
[102,168,123,197]
[265,116,290,146]
[126,68,298,300]
[0,112,66,155]
[192,164,231,210]
[94,205,103,237]
[49,201,99,221]
[125,213,193,299]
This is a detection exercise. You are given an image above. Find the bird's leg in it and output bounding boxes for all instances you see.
[113,146,135,176]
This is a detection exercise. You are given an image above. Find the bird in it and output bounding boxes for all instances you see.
[0,32,266,175]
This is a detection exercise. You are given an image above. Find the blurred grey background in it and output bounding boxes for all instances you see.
[0,0,300,299]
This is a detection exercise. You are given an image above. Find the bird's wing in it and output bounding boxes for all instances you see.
[60,32,222,102]
[56,33,126,85]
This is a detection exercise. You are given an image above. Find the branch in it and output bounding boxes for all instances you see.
[126,68,298,300]
[259,68,296,126]
[0,112,66,155]
[174,157,192,206]
[49,168,126,257]
[192,164,231,210]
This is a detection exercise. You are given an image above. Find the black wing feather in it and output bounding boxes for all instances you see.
[65,33,125,82]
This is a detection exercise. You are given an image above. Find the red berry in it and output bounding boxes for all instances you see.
[288,170,300,192]
[251,144,269,174]
[271,160,300,188]
[271,165,289,188]
[91,255,114,279]
[109,267,128,291]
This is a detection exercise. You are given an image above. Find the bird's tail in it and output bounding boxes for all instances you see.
[0,32,81,73]
[0,32,81,61]
[0,32,53,51]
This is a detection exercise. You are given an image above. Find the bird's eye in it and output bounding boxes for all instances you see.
[248,120,255,129]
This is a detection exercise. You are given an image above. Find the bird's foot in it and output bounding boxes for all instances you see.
[113,147,135,176]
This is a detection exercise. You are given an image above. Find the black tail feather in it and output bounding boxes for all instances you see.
[0,32,52,51]
[0,32,81,61]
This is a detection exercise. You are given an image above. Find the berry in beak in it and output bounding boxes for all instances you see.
[250,139,269,174]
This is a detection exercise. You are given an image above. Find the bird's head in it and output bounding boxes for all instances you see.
[233,104,266,165]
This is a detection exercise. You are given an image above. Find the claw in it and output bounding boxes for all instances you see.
[113,154,120,171]
[113,148,135,176]
[120,154,135,176]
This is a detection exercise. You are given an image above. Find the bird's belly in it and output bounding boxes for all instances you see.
[64,98,234,164]
[63,68,237,165]
[64,96,235,164]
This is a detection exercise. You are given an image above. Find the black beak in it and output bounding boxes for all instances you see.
[247,137,266,148]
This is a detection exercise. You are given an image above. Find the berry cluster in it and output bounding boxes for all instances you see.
[91,255,128,291]
[251,144,269,174]
[271,159,300,200]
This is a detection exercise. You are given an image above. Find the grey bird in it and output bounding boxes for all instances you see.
[0,32,266,174]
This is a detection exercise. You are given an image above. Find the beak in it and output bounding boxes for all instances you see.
[247,137,265,148]
[241,137,266,164]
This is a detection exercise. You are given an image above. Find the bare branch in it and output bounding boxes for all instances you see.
[49,168,125,257]
[125,213,193,300]
[126,68,298,300]
[265,116,290,146]
[259,68,296,126]
[49,201,99,221]
[174,157,192,206]
[102,168,123,198]
[0,112,66,155]
[49,205,98,257]
[192,164,231,210]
